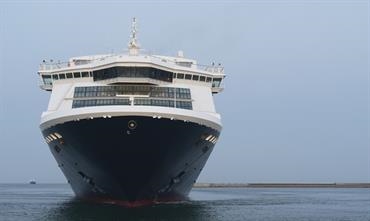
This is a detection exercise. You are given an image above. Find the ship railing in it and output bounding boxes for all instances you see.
[38,53,225,75]
[147,55,224,74]
[38,54,118,71]
[39,61,71,71]
[200,64,224,74]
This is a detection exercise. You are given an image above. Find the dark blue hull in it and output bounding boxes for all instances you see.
[41,116,219,206]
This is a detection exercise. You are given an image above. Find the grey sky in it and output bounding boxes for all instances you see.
[0,1,369,183]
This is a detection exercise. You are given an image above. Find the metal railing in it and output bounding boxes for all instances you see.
[38,53,224,74]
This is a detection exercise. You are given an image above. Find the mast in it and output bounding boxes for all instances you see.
[128,17,140,56]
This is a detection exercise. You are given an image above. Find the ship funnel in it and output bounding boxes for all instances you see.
[128,17,140,56]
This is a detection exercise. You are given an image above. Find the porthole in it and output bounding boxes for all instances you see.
[128,120,137,130]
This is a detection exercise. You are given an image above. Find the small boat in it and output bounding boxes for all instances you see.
[29,180,36,184]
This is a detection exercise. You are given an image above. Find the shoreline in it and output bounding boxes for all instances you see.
[193,183,370,188]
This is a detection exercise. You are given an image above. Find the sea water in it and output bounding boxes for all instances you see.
[0,184,369,221]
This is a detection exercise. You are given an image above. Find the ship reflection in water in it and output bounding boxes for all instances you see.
[43,200,211,221]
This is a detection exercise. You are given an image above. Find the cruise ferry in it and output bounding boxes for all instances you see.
[38,18,225,206]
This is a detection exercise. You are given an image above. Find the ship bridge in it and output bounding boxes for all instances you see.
[38,52,225,94]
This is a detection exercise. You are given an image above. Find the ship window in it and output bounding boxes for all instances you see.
[42,75,52,85]
[199,76,206,82]
[192,75,199,81]
[150,87,175,98]
[89,71,93,77]
[177,73,184,79]
[73,86,191,110]
[206,77,212,82]
[175,88,191,99]
[176,101,192,110]
[173,73,176,78]
[185,74,192,80]
[92,67,173,82]
[52,74,59,80]
[73,72,81,78]
[66,73,73,78]
[115,99,130,105]
[135,99,175,108]
[212,78,222,87]
[72,98,130,108]
[81,72,89,77]
[134,98,152,106]
[59,74,66,79]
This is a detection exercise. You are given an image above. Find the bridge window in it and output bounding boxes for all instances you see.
[177,73,184,79]
[42,75,52,85]
[199,76,206,82]
[81,72,89,77]
[93,67,173,82]
[66,73,73,78]
[212,78,222,87]
[185,74,192,80]
[59,74,66,79]
[73,72,81,78]
[192,75,199,81]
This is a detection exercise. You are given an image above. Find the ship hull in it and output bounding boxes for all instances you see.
[41,116,220,206]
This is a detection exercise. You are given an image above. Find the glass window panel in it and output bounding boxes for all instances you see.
[212,78,222,87]
[42,75,52,85]
[73,72,81,78]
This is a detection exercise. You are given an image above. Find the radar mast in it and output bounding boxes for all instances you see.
[128,17,140,55]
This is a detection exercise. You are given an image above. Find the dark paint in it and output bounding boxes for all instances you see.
[42,116,220,206]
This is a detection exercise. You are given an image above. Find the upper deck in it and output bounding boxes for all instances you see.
[38,18,225,93]
[38,52,226,93]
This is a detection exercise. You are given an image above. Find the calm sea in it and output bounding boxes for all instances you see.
[0,184,369,221]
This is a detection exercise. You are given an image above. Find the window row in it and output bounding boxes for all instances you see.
[42,71,91,85]
[135,98,175,108]
[74,86,191,99]
[93,67,173,82]
[42,67,222,87]
[41,68,222,88]
[72,99,130,108]
[174,73,222,87]
[72,98,192,110]
[135,99,192,110]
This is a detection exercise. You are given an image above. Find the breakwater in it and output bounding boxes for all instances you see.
[193,183,370,188]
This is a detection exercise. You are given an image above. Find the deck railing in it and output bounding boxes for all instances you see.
[38,54,224,74]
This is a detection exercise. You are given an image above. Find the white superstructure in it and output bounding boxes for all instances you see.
[38,18,225,132]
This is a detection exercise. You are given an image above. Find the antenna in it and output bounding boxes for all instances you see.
[128,17,140,55]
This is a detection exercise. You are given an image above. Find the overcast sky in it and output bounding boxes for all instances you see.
[0,1,369,183]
